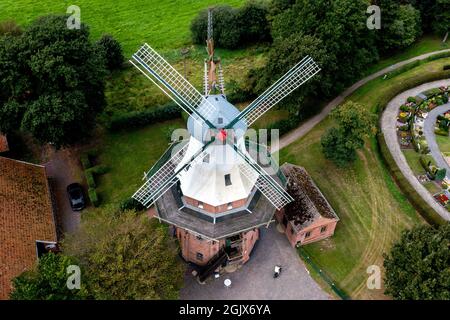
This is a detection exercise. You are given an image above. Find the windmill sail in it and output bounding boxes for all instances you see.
[131,44,218,128]
[233,146,293,210]
[227,56,321,128]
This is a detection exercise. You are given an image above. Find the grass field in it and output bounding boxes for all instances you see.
[279,58,450,299]
[0,0,245,55]
[402,149,425,175]
[95,118,185,205]
[436,134,450,153]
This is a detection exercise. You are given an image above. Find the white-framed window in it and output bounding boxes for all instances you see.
[227,202,233,210]
[198,201,204,209]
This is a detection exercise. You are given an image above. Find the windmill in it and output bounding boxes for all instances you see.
[129,9,320,224]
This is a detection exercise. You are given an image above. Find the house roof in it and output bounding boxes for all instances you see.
[0,157,57,299]
[0,134,8,153]
[281,164,339,232]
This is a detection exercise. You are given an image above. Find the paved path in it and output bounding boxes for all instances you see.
[180,224,331,300]
[275,49,450,152]
[43,148,82,236]
[380,79,450,222]
[423,103,450,179]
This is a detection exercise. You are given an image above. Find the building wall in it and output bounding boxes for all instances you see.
[275,211,338,247]
[176,228,224,266]
[175,227,259,266]
[241,228,259,264]
[184,196,247,214]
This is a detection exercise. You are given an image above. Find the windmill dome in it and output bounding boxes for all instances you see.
[187,94,247,142]
[176,134,257,207]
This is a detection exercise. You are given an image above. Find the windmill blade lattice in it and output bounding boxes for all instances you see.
[228,56,321,128]
[131,44,217,128]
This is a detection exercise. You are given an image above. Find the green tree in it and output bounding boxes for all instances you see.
[96,34,124,71]
[384,223,450,300]
[254,33,328,116]
[321,101,377,166]
[269,0,379,97]
[10,253,88,300]
[0,15,106,147]
[433,0,450,36]
[375,1,422,52]
[64,207,185,300]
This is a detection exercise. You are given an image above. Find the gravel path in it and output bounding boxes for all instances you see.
[423,103,450,179]
[275,49,450,152]
[380,80,450,222]
[180,224,331,300]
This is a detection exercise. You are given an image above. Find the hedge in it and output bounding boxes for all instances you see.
[108,103,181,131]
[87,165,109,175]
[88,188,99,207]
[86,171,96,189]
[377,134,446,226]
[120,198,146,212]
[80,154,91,170]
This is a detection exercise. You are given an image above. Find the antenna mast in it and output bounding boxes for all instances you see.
[204,7,225,96]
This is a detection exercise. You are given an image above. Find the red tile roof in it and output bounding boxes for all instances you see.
[0,157,57,299]
[0,135,8,153]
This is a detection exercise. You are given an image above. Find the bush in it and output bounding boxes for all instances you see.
[88,188,99,207]
[407,96,417,104]
[419,154,436,172]
[190,2,270,49]
[96,34,124,71]
[120,198,146,212]
[109,103,181,131]
[422,88,441,98]
[435,128,449,136]
[80,154,91,169]
[86,171,96,189]
[266,117,299,138]
[87,165,109,175]
[444,65,450,71]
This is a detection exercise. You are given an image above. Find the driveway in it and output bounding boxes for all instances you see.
[180,224,331,300]
[43,147,83,236]
[423,103,450,179]
[380,79,450,222]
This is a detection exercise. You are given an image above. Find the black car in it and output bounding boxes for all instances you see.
[67,183,86,211]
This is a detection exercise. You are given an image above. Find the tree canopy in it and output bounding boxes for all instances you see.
[10,253,88,300]
[321,101,377,166]
[63,207,185,300]
[384,223,450,300]
[0,15,107,147]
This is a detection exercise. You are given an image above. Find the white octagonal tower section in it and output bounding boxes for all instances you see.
[176,95,257,208]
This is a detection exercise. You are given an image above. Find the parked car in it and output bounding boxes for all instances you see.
[67,183,86,211]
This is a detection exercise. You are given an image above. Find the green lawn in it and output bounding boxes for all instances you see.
[95,118,185,205]
[402,149,425,175]
[364,35,448,76]
[0,0,245,56]
[279,57,450,299]
[436,135,450,153]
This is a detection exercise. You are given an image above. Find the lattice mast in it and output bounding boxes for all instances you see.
[204,7,225,96]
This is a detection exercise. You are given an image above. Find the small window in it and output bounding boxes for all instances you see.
[196,252,203,261]
[290,226,295,235]
[320,226,327,233]
[218,117,223,124]
[203,154,210,163]
[196,235,203,241]
[225,174,232,186]
[227,202,233,210]
[198,201,204,209]
[305,231,311,239]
